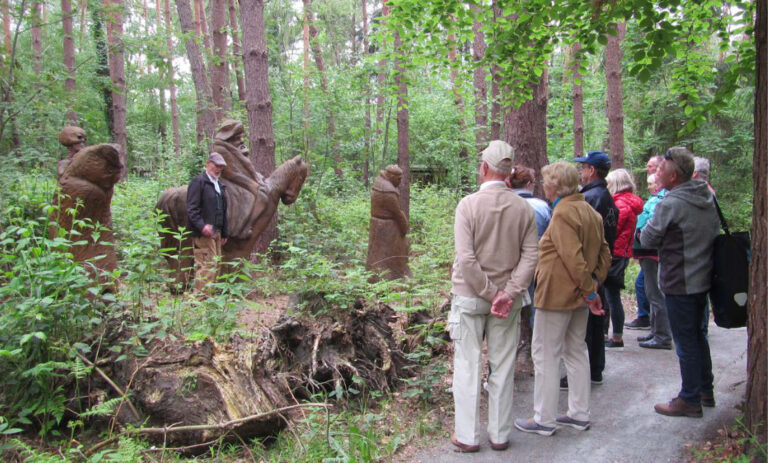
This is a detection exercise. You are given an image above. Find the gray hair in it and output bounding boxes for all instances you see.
[606,168,636,195]
[541,161,580,197]
[693,156,710,181]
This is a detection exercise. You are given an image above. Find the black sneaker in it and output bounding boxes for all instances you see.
[637,333,654,342]
[591,374,603,385]
[625,317,651,330]
[560,376,568,391]
[605,338,624,350]
[639,339,672,350]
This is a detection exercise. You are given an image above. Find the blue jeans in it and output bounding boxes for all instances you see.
[665,293,714,405]
[635,269,650,319]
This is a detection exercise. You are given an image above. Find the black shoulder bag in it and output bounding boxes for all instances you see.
[710,197,750,328]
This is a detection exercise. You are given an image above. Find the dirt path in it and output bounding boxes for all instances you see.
[406,323,748,463]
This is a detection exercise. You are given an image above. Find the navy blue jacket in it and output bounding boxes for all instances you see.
[187,173,228,238]
[581,179,619,253]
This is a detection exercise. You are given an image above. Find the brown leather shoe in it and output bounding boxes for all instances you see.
[489,439,509,451]
[654,397,703,418]
[450,434,480,453]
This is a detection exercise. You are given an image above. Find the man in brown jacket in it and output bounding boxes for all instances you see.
[449,140,539,452]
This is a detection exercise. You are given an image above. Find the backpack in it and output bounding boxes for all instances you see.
[710,197,750,328]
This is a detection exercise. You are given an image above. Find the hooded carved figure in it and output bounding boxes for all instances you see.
[58,126,87,178]
[51,143,123,284]
[366,165,411,280]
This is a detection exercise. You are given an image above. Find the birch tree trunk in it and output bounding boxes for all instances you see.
[746,0,767,449]
[605,22,626,168]
[572,42,584,158]
[106,0,127,178]
[176,0,216,142]
[210,0,230,118]
[62,0,78,124]
[164,0,180,153]
[227,0,245,102]
[240,0,277,253]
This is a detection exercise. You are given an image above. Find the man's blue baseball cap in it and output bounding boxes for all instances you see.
[574,150,611,169]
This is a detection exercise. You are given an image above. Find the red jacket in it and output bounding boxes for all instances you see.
[612,191,644,257]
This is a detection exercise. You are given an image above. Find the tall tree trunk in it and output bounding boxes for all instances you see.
[304,0,342,178]
[210,0,230,118]
[361,0,370,186]
[489,0,501,140]
[240,0,277,253]
[395,32,409,220]
[31,1,43,74]
[62,0,78,124]
[227,0,245,102]
[746,0,767,449]
[78,0,87,49]
[572,42,584,158]
[105,0,127,178]
[504,72,548,196]
[156,0,166,144]
[302,3,310,156]
[605,22,626,168]
[376,0,390,167]
[448,31,466,132]
[165,0,180,154]
[176,0,216,142]
[3,0,11,56]
[472,5,487,152]
[92,5,113,137]
[196,0,213,54]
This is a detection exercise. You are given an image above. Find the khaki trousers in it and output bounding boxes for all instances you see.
[193,234,222,292]
[450,294,521,445]
[532,306,591,427]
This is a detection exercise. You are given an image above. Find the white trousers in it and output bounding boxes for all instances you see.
[450,294,521,445]
[532,306,591,427]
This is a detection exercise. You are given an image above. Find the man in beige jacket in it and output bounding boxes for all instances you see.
[449,140,539,452]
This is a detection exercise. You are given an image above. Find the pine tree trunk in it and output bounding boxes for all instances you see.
[472,5,487,153]
[572,42,584,158]
[210,0,230,118]
[376,0,390,167]
[31,1,43,74]
[156,0,166,144]
[240,0,277,253]
[3,0,11,56]
[92,5,113,137]
[228,0,245,102]
[62,0,78,124]
[361,0,370,187]
[176,0,216,142]
[605,22,626,168]
[196,0,212,54]
[746,0,767,449]
[304,0,342,178]
[489,0,501,140]
[165,0,180,154]
[504,71,548,197]
[302,5,310,156]
[395,32,409,220]
[106,0,127,178]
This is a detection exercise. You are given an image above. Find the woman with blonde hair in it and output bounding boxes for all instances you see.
[515,161,611,436]
[602,169,644,349]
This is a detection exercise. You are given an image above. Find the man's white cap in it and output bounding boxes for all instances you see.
[481,140,514,169]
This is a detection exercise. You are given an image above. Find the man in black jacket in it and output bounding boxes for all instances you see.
[573,150,619,385]
[187,153,229,292]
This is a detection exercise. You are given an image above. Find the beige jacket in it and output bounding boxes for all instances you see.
[451,182,539,302]
[534,193,612,311]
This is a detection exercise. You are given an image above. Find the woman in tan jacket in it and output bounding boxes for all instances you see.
[515,161,611,436]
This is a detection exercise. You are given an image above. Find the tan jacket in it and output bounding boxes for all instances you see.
[534,193,612,311]
[451,182,539,302]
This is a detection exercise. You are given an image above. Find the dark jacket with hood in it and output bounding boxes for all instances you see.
[581,179,619,253]
[639,179,720,295]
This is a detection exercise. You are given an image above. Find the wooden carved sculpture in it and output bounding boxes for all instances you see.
[366,165,411,280]
[156,120,308,288]
[50,143,123,283]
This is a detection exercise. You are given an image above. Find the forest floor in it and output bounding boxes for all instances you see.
[394,321,748,463]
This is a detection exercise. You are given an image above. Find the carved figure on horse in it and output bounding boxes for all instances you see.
[156,120,308,288]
